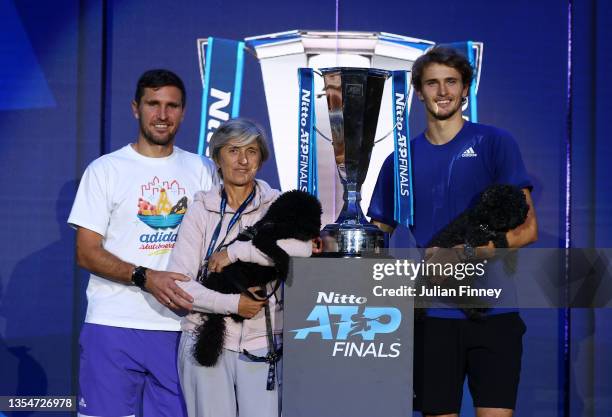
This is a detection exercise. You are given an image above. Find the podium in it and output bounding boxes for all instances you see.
[282,258,414,417]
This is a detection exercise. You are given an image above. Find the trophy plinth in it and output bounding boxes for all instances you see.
[318,67,390,256]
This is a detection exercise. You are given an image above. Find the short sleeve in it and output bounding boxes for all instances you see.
[491,132,533,191]
[67,161,111,236]
[367,153,398,228]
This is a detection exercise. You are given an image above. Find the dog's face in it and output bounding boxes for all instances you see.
[475,185,529,231]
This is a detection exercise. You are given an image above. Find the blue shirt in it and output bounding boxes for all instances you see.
[368,121,532,317]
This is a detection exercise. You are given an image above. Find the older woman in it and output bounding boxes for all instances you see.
[167,118,313,417]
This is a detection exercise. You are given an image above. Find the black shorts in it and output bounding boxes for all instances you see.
[413,313,526,415]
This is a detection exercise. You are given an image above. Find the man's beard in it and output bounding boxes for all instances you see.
[428,101,462,121]
[139,119,177,146]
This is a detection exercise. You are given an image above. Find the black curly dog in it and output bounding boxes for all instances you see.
[428,184,528,249]
[193,190,322,367]
[425,184,529,319]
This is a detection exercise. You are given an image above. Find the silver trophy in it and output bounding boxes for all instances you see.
[318,67,391,256]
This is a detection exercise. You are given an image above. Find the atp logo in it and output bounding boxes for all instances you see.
[292,305,401,340]
[291,294,403,358]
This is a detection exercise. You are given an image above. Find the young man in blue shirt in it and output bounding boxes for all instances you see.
[368,47,538,417]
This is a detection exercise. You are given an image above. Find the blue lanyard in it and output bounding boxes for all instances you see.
[200,186,256,279]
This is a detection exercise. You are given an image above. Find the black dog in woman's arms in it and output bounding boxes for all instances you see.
[424,184,529,320]
[193,190,322,367]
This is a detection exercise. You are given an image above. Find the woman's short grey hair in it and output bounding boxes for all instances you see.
[208,118,270,168]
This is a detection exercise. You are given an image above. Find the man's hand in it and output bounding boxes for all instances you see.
[424,246,440,261]
[237,287,266,318]
[423,247,463,285]
[144,270,194,312]
[208,250,231,273]
[471,241,496,260]
[426,242,496,263]
[75,227,197,312]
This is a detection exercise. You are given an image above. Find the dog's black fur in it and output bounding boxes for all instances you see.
[193,190,322,367]
[428,184,529,249]
[424,184,529,319]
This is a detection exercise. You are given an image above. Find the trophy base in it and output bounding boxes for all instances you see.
[320,223,388,257]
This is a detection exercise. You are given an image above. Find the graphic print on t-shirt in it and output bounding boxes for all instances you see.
[137,176,188,255]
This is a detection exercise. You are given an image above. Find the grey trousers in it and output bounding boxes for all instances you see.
[178,331,281,417]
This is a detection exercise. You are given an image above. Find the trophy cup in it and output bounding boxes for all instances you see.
[318,67,390,256]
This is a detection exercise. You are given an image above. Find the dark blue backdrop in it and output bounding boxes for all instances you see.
[0,0,610,416]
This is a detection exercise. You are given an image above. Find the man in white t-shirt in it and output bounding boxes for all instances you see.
[68,69,216,417]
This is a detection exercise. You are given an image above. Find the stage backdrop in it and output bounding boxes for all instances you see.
[0,0,610,416]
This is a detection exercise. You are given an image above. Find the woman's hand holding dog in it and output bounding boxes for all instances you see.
[238,289,265,318]
[208,250,231,273]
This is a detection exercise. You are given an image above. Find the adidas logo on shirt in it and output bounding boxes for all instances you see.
[461,147,477,158]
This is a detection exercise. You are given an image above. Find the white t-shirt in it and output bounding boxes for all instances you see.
[68,144,216,330]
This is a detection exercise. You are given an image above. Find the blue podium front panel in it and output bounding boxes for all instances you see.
[283,258,414,417]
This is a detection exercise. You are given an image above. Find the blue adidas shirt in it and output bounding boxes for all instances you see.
[368,121,532,318]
